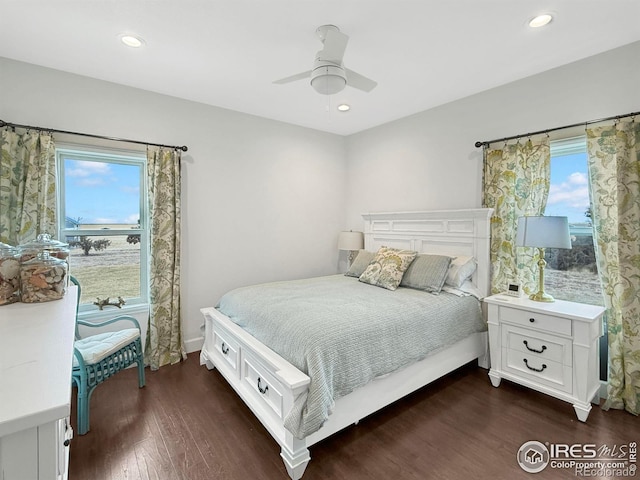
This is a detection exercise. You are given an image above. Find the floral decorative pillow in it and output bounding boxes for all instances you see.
[359,246,418,290]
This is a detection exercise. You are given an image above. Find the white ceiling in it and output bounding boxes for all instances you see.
[1,1,639,136]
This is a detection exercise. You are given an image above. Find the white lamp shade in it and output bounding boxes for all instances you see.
[338,231,364,251]
[516,216,572,249]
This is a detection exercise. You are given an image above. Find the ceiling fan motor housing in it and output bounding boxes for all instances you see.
[310,62,347,95]
[273,24,376,94]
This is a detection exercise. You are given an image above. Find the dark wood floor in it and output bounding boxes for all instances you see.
[70,352,639,480]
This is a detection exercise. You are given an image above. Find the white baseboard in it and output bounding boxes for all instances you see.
[599,380,608,400]
[184,336,204,354]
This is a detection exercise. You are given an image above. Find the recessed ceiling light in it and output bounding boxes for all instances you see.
[337,104,350,112]
[529,14,553,28]
[120,34,145,48]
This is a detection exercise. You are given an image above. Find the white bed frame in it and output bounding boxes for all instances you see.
[200,208,493,479]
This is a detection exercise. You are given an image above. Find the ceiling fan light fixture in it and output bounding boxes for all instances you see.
[311,65,347,95]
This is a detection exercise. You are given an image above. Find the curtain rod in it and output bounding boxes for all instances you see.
[474,110,639,148]
[0,119,188,152]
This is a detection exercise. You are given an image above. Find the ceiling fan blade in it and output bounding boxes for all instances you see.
[320,29,349,64]
[273,70,312,84]
[345,68,377,92]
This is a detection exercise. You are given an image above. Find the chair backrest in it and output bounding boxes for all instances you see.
[69,276,81,340]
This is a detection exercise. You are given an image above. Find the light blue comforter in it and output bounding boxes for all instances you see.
[217,274,485,439]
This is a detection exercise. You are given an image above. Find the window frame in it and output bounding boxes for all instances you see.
[550,135,587,158]
[549,135,608,382]
[56,144,149,314]
[547,134,598,305]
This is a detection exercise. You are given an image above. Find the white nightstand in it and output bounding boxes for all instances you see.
[485,294,605,422]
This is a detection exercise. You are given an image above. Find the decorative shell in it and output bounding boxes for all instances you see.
[0,257,20,280]
[0,257,21,305]
[20,264,66,303]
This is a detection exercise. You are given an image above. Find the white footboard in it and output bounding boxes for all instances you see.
[200,307,312,479]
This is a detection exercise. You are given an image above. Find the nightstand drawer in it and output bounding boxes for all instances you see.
[502,326,572,366]
[500,306,572,336]
[502,347,572,394]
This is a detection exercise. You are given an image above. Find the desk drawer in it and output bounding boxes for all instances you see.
[500,306,572,336]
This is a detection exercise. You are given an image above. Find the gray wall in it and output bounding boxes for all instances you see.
[344,41,640,229]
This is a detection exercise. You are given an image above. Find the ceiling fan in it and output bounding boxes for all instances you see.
[274,25,377,95]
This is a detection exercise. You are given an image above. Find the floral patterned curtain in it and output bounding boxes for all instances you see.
[145,147,185,370]
[482,139,551,295]
[587,119,640,415]
[0,129,57,245]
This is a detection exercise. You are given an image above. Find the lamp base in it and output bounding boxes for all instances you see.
[529,248,555,302]
[529,291,555,302]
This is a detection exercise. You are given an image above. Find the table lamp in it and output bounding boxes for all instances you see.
[338,231,364,265]
[516,216,571,302]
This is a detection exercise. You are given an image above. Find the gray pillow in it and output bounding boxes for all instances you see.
[400,254,452,293]
[345,250,374,277]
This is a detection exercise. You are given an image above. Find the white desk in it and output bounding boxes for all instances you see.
[0,287,77,480]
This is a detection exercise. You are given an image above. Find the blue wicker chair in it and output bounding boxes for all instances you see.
[70,276,145,435]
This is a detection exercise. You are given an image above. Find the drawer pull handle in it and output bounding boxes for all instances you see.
[221,342,229,355]
[529,318,535,323]
[524,358,547,372]
[257,377,269,394]
[523,340,547,354]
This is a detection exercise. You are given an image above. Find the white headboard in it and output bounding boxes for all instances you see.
[362,209,493,297]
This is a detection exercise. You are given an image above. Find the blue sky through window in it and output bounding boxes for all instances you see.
[64,158,141,225]
[546,152,590,224]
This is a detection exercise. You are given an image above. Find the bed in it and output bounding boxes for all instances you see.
[200,208,493,479]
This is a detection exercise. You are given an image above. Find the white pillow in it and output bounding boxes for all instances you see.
[446,256,476,288]
[442,280,482,299]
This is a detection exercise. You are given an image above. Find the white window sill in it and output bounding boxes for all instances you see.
[77,303,149,322]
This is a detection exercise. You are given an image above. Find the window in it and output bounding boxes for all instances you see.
[56,146,148,311]
[546,137,607,380]
[544,136,602,306]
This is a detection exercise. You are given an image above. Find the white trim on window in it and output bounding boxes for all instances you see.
[56,145,149,313]
[550,135,587,157]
